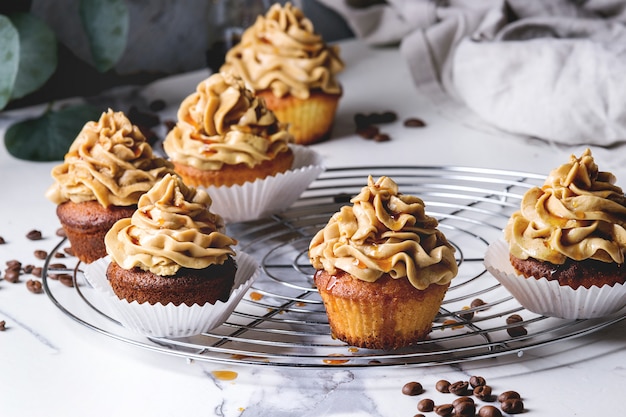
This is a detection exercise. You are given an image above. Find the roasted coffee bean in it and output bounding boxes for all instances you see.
[6,260,21,270]
[469,375,486,388]
[478,405,502,417]
[54,252,66,258]
[4,269,20,283]
[34,250,48,260]
[506,314,523,325]
[501,398,524,414]
[376,111,397,124]
[0,236,5,244]
[58,274,74,287]
[434,404,454,417]
[459,306,474,321]
[0,320,5,331]
[356,125,379,139]
[454,400,476,417]
[498,390,521,403]
[417,398,435,412]
[413,414,425,417]
[402,381,423,396]
[404,117,426,127]
[26,280,43,294]
[452,396,474,407]
[56,228,66,237]
[64,247,75,256]
[26,229,42,240]
[373,133,391,142]
[164,119,176,132]
[49,263,67,271]
[507,325,528,337]
[435,379,451,393]
[448,380,469,396]
[23,264,35,274]
[470,298,487,309]
[354,113,370,128]
[149,99,166,112]
[473,385,493,401]
[31,267,42,278]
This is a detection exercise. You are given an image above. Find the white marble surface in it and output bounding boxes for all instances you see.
[0,39,624,417]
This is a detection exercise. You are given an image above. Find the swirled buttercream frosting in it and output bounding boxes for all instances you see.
[46,109,175,207]
[505,149,626,264]
[105,174,237,276]
[220,2,344,100]
[309,176,458,290]
[163,72,292,170]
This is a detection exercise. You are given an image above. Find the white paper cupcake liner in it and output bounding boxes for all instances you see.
[200,144,325,223]
[84,251,259,337]
[484,239,626,319]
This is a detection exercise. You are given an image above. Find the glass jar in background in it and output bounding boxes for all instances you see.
[206,0,271,72]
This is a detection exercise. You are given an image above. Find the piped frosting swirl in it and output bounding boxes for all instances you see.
[220,2,344,100]
[46,109,175,207]
[162,72,292,170]
[309,176,458,290]
[505,149,626,264]
[105,174,237,276]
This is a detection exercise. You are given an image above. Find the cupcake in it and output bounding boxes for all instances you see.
[308,176,458,350]
[163,71,294,187]
[220,2,344,145]
[163,71,324,223]
[91,174,258,337]
[46,109,176,263]
[485,149,626,318]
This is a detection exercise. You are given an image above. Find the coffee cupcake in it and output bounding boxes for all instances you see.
[46,109,176,263]
[220,2,344,145]
[485,149,626,318]
[309,176,458,350]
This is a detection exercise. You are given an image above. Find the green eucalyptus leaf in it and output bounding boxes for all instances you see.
[4,104,103,161]
[79,0,129,72]
[9,12,58,100]
[0,15,20,110]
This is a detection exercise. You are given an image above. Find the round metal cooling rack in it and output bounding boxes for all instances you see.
[42,166,625,368]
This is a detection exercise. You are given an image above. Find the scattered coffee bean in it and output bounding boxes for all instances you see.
[0,236,5,244]
[404,117,426,127]
[356,124,379,139]
[402,381,424,396]
[506,314,523,325]
[149,98,167,112]
[501,398,524,414]
[435,379,451,393]
[414,414,425,417]
[0,320,5,331]
[64,247,75,256]
[434,404,454,417]
[54,252,66,258]
[4,269,20,283]
[31,267,42,278]
[23,264,35,274]
[333,193,352,203]
[58,274,74,287]
[473,385,493,401]
[448,380,469,396]
[417,398,435,412]
[454,400,476,417]
[49,263,67,270]
[34,250,48,260]
[469,375,486,388]
[470,298,487,309]
[478,405,502,417]
[164,119,176,132]
[373,133,391,142]
[507,325,528,338]
[26,280,43,294]
[498,390,521,403]
[56,228,66,237]
[6,260,21,270]
[354,113,370,128]
[459,306,474,321]
[26,230,42,240]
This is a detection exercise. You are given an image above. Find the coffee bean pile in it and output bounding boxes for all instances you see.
[402,375,525,417]
[354,111,427,142]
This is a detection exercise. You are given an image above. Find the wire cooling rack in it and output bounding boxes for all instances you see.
[42,166,625,368]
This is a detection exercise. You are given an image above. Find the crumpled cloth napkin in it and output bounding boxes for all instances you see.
[319,0,626,146]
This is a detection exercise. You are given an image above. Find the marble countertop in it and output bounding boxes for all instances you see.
[1,39,624,417]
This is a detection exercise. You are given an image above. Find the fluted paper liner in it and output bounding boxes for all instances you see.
[84,251,259,337]
[484,239,626,319]
[199,144,324,223]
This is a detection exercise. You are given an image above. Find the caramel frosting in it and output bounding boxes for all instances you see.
[46,109,175,207]
[220,2,344,100]
[309,176,458,290]
[163,72,293,171]
[505,149,626,264]
[105,174,237,276]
